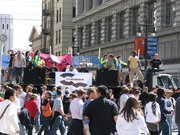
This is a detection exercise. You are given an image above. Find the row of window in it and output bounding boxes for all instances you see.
[2,24,9,30]
[77,1,175,48]
[55,51,61,56]
[56,8,62,23]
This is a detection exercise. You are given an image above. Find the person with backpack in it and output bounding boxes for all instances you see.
[13,84,26,135]
[38,90,53,135]
[156,88,173,135]
[48,89,67,135]
[24,93,39,135]
[0,88,19,135]
[18,108,32,134]
[165,89,176,135]
[145,93,161,135]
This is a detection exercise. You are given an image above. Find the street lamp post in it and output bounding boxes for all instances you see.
[137,23,156,70]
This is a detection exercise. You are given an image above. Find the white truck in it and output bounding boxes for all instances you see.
[123,69,178,91]
[152,73,177,90]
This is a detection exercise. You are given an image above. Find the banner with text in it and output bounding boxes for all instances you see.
[72,56,100,66]
[55,72,92,91]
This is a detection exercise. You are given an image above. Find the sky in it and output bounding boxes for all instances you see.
[0,0,42,50]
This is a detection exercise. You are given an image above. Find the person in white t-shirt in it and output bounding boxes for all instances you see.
[13,84,26,135]
[0,88,19,135]
[119,87,129,112]
[116,97,150,135]
[145,93,161,135]
[165,89,176,135]
[70,89,84,135]
[65,65,78,73]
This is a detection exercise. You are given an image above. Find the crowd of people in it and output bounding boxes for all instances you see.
[0,82,179,135]
[0,49,180,135]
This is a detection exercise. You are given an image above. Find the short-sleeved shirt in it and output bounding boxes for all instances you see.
[150,59,162,69]
[53,97,63,113]
[128,56,139,69]
[84,96,119,135]
[165,97,175,116]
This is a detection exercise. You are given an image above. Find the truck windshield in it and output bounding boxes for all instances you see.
[157,76,177,90]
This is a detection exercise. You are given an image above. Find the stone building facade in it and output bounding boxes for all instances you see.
[73,0,180,85]
[41,0,73,55]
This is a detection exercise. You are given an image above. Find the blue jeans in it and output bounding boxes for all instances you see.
[48,115,66,135]
[159,121,170,135]
[35,112,40,132]
[167,115,173,135]
[38,116,52,135]
[18,122,26,135]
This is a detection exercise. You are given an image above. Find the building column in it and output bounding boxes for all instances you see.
[92,0,102,8]
[84,0,92,13]
[124,8,131,38]
[154,0,165,31]
[76,0,84,16]
[82,25,87,48]
[74,27,79,48]
[175,0,180,26]
[91,22,96,46]
[138,2,148,33]
[111,14,118,41]
[101,18,107,44]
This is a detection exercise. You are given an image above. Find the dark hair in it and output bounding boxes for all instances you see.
[87,87,96,96]
[25,51,30,58]
[13,84,22,91]
[108,54,114,58]
[134,90,141,95]
[69,93,77,99]
[132,50,137,54]
[103,53,107,58]
[34,50,40,56]
[32,87,38,94]
[148,93,156,102]
[97,85,108,96]
[5,88,15,100]
[148,93,157,116]
[76,89,84,97]
[57,89,62,96]
[121,97,139,122]
[46,90,52,98]
[116,55,122,59]
[157,88,165,97]
[123,87,129,94]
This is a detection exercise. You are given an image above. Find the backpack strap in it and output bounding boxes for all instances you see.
[0,103,11,120]
[171,97,175,108]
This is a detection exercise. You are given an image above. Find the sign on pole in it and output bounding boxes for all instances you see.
[134,37,145,58]
[147,37,158,59]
